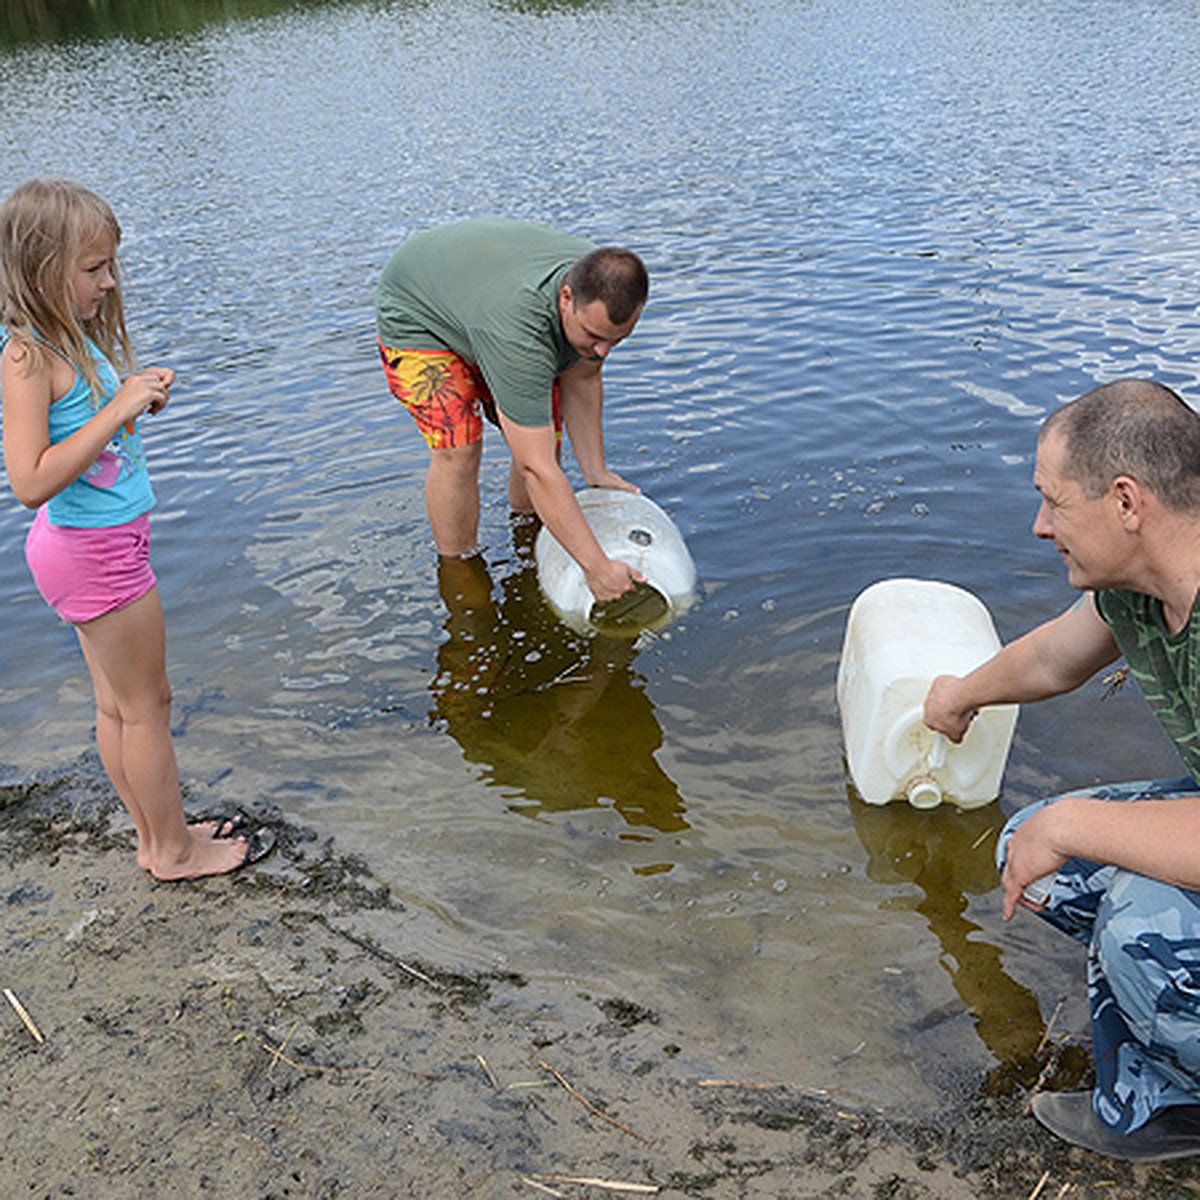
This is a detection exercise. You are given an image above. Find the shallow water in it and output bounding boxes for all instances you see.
[2,0,1200,1113]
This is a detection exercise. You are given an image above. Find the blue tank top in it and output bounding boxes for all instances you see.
[0,325,155,528]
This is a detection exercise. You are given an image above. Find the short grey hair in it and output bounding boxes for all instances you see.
[1041,378,1200,513]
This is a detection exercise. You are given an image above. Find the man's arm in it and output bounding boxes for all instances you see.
[1002,793,1200,919]
[924,593,1121,742]
[556,357,638,493]
[921,595,1200,916]
[499,413,640,602]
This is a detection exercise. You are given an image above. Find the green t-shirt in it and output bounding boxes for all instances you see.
[375,218,594,428]
[1095,587,1200,779]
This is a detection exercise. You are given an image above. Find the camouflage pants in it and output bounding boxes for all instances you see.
[998,777,1200,1133]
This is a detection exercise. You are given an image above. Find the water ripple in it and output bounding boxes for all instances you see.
[2,0,1200,1110]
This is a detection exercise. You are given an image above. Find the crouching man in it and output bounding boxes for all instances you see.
[925,379,1200,1161]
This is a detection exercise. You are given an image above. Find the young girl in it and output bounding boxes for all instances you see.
[0,177,273,880]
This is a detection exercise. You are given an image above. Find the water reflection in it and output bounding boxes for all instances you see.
[432,530,690,837]
[0,0,347,45]
[4,0,1199,1114]
[849,793,1046,1085]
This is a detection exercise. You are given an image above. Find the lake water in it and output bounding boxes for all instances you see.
[3,0,1200,1116]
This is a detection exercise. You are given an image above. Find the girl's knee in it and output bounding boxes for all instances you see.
[134,676,172,721]
[98,674,171,726]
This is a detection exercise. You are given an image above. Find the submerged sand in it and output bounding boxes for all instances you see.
[2,758,1196,1199]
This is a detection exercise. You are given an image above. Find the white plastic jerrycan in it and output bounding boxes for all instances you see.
[837,578,1018,810]
[535,488,697,635]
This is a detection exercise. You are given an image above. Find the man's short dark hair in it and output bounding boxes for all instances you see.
[564,247,648,325]
[1042,378,1200,513]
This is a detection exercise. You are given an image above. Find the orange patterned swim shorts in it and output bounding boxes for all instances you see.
[377,342,495,450]
[378,341,563,450]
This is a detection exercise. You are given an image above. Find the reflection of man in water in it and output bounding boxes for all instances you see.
[924,380,1200,1162]
[431,551,688,835]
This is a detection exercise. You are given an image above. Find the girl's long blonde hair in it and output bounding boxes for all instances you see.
[0,177,135,401]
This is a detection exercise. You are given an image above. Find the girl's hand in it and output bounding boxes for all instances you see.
[116,369,173,426]
[143,367,175,414]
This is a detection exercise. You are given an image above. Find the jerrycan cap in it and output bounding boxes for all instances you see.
[905,777,944,809]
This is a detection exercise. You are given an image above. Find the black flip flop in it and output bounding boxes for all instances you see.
[235,828,277,871]
[208,810,251,840]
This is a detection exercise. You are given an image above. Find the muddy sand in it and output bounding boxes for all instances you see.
[2,758,1197,1199]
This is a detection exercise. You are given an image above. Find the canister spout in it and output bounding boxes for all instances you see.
[906,776,943,809]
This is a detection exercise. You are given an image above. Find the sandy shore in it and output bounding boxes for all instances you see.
[2,757,1196,1199]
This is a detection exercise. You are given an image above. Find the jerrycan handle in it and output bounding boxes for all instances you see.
[905,732,949,809]
[926,733,948,770]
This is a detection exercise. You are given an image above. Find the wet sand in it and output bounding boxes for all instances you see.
[2,758,1196,1199]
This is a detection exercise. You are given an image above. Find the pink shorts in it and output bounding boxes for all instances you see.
[25,508,156,624]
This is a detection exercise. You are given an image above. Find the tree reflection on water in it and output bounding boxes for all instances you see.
[1,0,346,44]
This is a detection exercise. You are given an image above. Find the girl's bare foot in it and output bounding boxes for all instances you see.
[136,818,230,872]
[144,825,275,881]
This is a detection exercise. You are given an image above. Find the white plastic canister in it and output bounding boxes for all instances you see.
[836,578,1018,810]
[535,488,697,635]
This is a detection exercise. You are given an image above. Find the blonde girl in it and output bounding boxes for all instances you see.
[0,177,273,880]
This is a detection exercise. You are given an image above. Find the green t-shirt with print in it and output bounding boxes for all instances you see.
[375,218,593,428]
[1095,587,1200,779]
